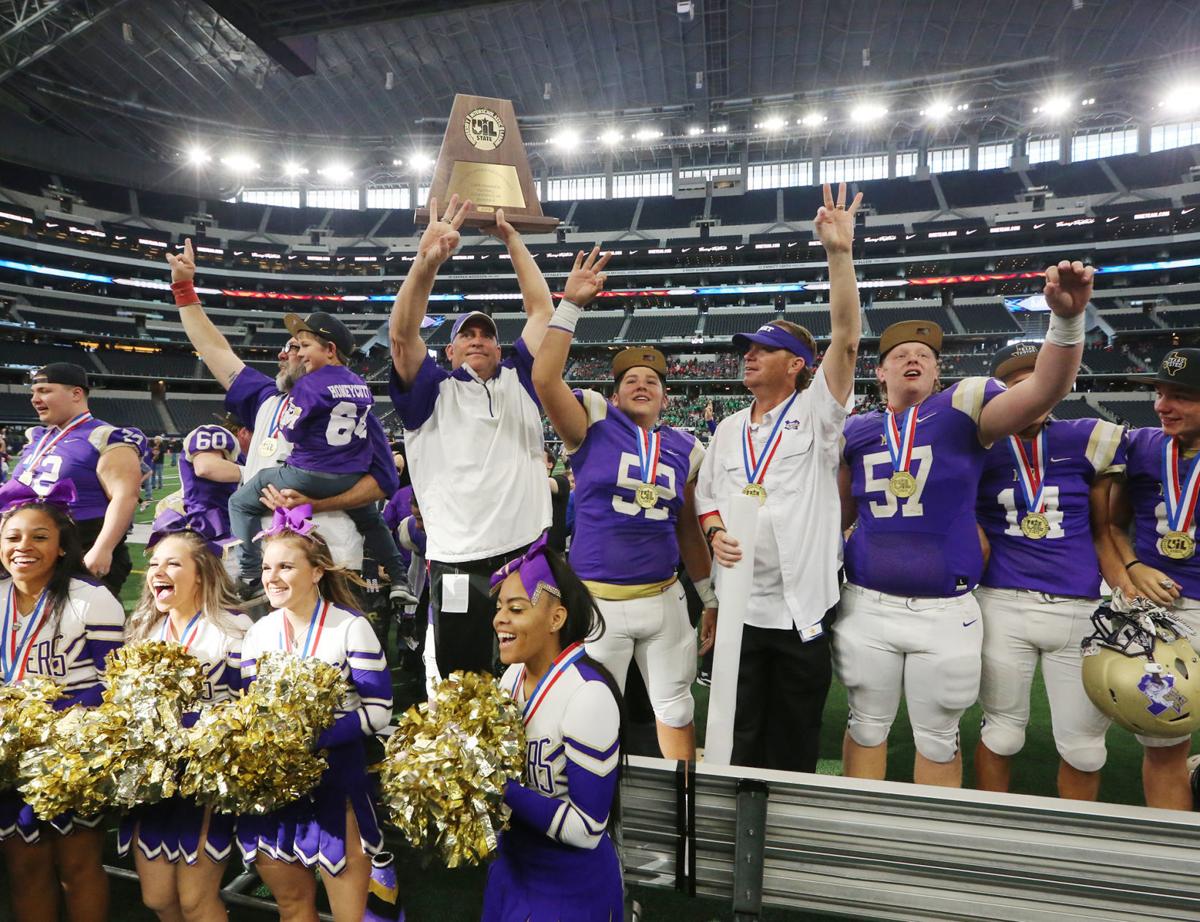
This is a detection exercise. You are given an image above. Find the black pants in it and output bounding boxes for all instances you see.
[731,611,835,773]
[75,516,132,600]
[429,544,530,677]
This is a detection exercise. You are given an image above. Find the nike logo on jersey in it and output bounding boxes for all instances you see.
[917,413,938,422]
[962,619,978,628]
[1049,456,1073,463]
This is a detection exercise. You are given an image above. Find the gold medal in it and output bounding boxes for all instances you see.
[259,436,278,457]
[635,484,658,509]
[1159,531,1196,560]
[888,471,917,498]
[1019,512,1050,539]
[742,483,768,504]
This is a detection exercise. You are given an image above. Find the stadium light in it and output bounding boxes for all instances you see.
[409,152,433,171]
[319,163,354,182]
[922,100,954,121]
[220,152,259,173]
[599,128,623,146]
[282,161,308,178]
[850,102,888,124]
[633,127,663,142]
[711,124,728,133]
[687,125,704,136]
[1035,94,1073,118]
[799,111,827,127]
[550,129,581,151]
[185,146,210,166]
[760,115,788,132]
[1162,83,1200,114]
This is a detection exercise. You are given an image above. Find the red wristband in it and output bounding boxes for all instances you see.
[171,280,198,306]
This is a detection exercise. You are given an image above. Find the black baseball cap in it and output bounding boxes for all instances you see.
[32,362,89,392]
[1128,348,1200,392]
[284,311,356,356]
[991,341,1041,381]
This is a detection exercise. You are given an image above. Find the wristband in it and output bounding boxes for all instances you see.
[1124,559,1143,570]
[548,299,581,335]
[693,576,718,609]
[1045,309,1086,347]
[705,525,726,545]
[171,280,198,306]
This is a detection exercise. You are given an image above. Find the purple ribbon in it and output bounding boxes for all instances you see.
[255,503,318,541]
[148,507,239,559]
[490,534,560,605]
[0,478,77,514]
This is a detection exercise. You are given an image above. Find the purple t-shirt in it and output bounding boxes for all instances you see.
[280,365,374,474]
[977,418,1126,598]
[225,366,399,495]
[1124,426,1200,600]
[567,390,704,585]
[181,424,242,526]
[12,416,145,522]
[842,377,1004,597]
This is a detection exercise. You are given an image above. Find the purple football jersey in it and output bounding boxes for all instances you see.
[384,485,416,559]
[977,418,1125,598]
[843,377,1003,597]
[180,424,242,527]
[567,390,704,585]
[1124,426,1200,600]
[280,365,374,474]
[12,415,145,522]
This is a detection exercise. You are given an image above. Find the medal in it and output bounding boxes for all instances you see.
[888,471,917,497]
[17,412,93,486]
[635,484,658,509]
[1160,531,1196,560]
[259,436,278,457]
[280,598,330,657]
[884,403,920,500]
[1007,430,1051,540]
[260,396,290,459]
[1020,512,1050,539]
[0,586,50,684]
[742,483,768,504]
[1160,436,1200,563]
[742,392,799,503]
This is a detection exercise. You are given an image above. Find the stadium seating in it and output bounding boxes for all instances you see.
[88,397,165,434]
[167,397,232,434]
[953,303,1022,334]
[98,350,201,379]
[1051,398,1105,421]
[624,311,700,341]
[1081,348,1139,375]
[575,312,626,344]
[1100,399,1159,428]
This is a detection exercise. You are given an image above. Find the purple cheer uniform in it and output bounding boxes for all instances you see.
[11,414,145,523]
[280,365,375,475]
[1124,427,1200,600]
[236,601,393,876]
[0,577,125,843]
[842,377,1005,597]
[483,652,623,922]
[179,424,242,529]
[977,418,1126,598]
[118,610,253,865]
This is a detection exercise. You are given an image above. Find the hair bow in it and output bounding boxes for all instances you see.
[490,533,560,604]
[0,478,77,515]
[255,503,317,541]
[148,506,240,559]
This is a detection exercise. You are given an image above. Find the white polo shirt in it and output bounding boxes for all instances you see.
[695,366,851,635]
[389,339,550,563]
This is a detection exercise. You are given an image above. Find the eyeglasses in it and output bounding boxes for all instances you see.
[283,343,301,354]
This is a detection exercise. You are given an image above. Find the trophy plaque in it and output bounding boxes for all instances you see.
[415,94,560,234]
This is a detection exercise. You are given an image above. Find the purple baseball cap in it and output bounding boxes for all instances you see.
[732,322,815,365]
[450,311,498,340]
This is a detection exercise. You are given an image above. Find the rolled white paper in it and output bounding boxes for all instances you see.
[702,492,760,765]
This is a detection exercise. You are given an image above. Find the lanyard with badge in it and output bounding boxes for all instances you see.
[1007,430,1051,539]
[1160,437,1200,560]
[260,396,291,458]
[18,412,92,486]
[0,585,50,683]
[741,392,798,504]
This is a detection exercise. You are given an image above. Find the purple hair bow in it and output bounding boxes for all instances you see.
[0,478,77,514]
[148,507,239,559]
[255,503,317,541]
[490,533,560,604]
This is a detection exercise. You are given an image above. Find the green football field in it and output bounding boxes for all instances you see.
[0,466,1172,920]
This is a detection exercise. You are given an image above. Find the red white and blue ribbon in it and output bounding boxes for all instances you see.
[265,396,290,438]
[1,586,50,684]
[741,391,799,486]
[280,597,329,658]
[160,610,203,652]
[24,412,92,472]
[1007,430,1047,515]
[1162,437,1200,536]
[884,404,919,476]
[635,425,661,488]
[514,640,586,727]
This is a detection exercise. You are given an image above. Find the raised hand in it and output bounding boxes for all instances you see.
[563,245,612,307]
[813,182,863,255]
[418,194,472,268]
[166,237,196,283]
[1043,260,1095,317]
[481,207,518,245]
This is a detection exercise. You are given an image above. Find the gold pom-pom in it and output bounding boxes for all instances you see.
[379,671,525,867]
[179,652,346,815]
[0,678,62,789]
[16,641,203,820]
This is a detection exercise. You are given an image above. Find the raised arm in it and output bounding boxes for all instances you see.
[390,195,471,386]
[167,238,245,389]
[978,261,1091,445]
[484,209,555,354]
[813,182,863,404]
[531,247,612,452]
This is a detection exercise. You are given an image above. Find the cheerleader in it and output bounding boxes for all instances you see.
[0,479,124,922]
[484,535,624,922]
[119,508,250,922]
[236,505,393,922]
